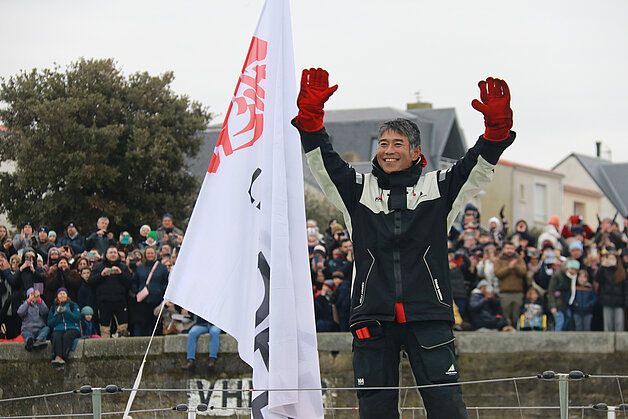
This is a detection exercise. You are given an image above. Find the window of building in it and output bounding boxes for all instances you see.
[574,201,586,218]
[534,183,547,222]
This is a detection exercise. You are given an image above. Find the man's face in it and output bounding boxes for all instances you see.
[38,230,48,241]
[160,245,172,257]
[81,270,91,281]
[105,248,118,262]
[162,217,173,229]
[97,219,109,231]
[68,225,77,236]
[502,244,515,257]
[340,241,352,254]
[516,222,526,232]
[376,130,420,174]
[23,225,32,235]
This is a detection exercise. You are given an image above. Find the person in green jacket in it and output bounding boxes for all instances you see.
[47,287,80,367]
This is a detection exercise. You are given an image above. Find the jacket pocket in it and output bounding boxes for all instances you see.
[412,322,458,383]
[423,246,451,307]
[354,249,375,309]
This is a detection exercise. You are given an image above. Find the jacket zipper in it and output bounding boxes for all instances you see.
[423,246,451,307]
[393,212,402,302]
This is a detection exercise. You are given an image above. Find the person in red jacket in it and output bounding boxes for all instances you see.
[293,68,515,419]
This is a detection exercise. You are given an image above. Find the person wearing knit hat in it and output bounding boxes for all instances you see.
[568,241,585,266]
[47,287,81,366]
[57,222,86,255]
[142,231,158,249]
[17,287,49,351]
[80,306,99,338]
[12,221,36,254]
[137,224,151,246]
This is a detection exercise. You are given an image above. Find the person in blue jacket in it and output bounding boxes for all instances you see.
[47,287,80,366]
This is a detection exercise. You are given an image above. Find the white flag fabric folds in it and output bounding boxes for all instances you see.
[164,0,323,417]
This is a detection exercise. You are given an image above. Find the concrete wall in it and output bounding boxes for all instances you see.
[1,332,628,418]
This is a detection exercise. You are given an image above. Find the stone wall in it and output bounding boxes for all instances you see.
[1,332,627,418]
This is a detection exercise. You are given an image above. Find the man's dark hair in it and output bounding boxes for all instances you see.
[378,118,421,152]
[503,241,515,247]
[339,238,351,246]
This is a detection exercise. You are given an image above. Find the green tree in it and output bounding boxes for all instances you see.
[0,58,211,235]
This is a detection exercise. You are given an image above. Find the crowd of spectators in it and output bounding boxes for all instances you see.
[0,213,222,367]
[307,205,628,334]
[1,204,627,365]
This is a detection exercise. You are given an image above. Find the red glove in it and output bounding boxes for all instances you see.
[295,68,338,132]
[471,77,513,142]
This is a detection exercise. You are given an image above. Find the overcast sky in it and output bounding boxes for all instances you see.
[2,0,627,169]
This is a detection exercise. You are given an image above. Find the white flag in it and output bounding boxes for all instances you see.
[164,0,323,417]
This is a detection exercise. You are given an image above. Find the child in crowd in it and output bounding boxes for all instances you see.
[519,287,546,330]
[17,288,49,350]
[80,306,100,338]
[77,267,96,310]
[569,269,597,331]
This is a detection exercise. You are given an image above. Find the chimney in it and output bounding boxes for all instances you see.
[406,91,432,110]
[595,141,601,158]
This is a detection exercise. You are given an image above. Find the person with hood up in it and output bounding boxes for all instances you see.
[43,247,60,273]
[89,246,133,338]
[47,287,81,366]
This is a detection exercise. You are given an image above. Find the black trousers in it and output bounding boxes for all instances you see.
[353,320,468,419]
[51,329,80,360]
[98,300,128,327]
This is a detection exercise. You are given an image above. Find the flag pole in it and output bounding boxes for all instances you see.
[122,301,166,418]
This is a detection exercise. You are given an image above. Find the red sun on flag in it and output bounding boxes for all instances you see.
[208,37,268,173]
